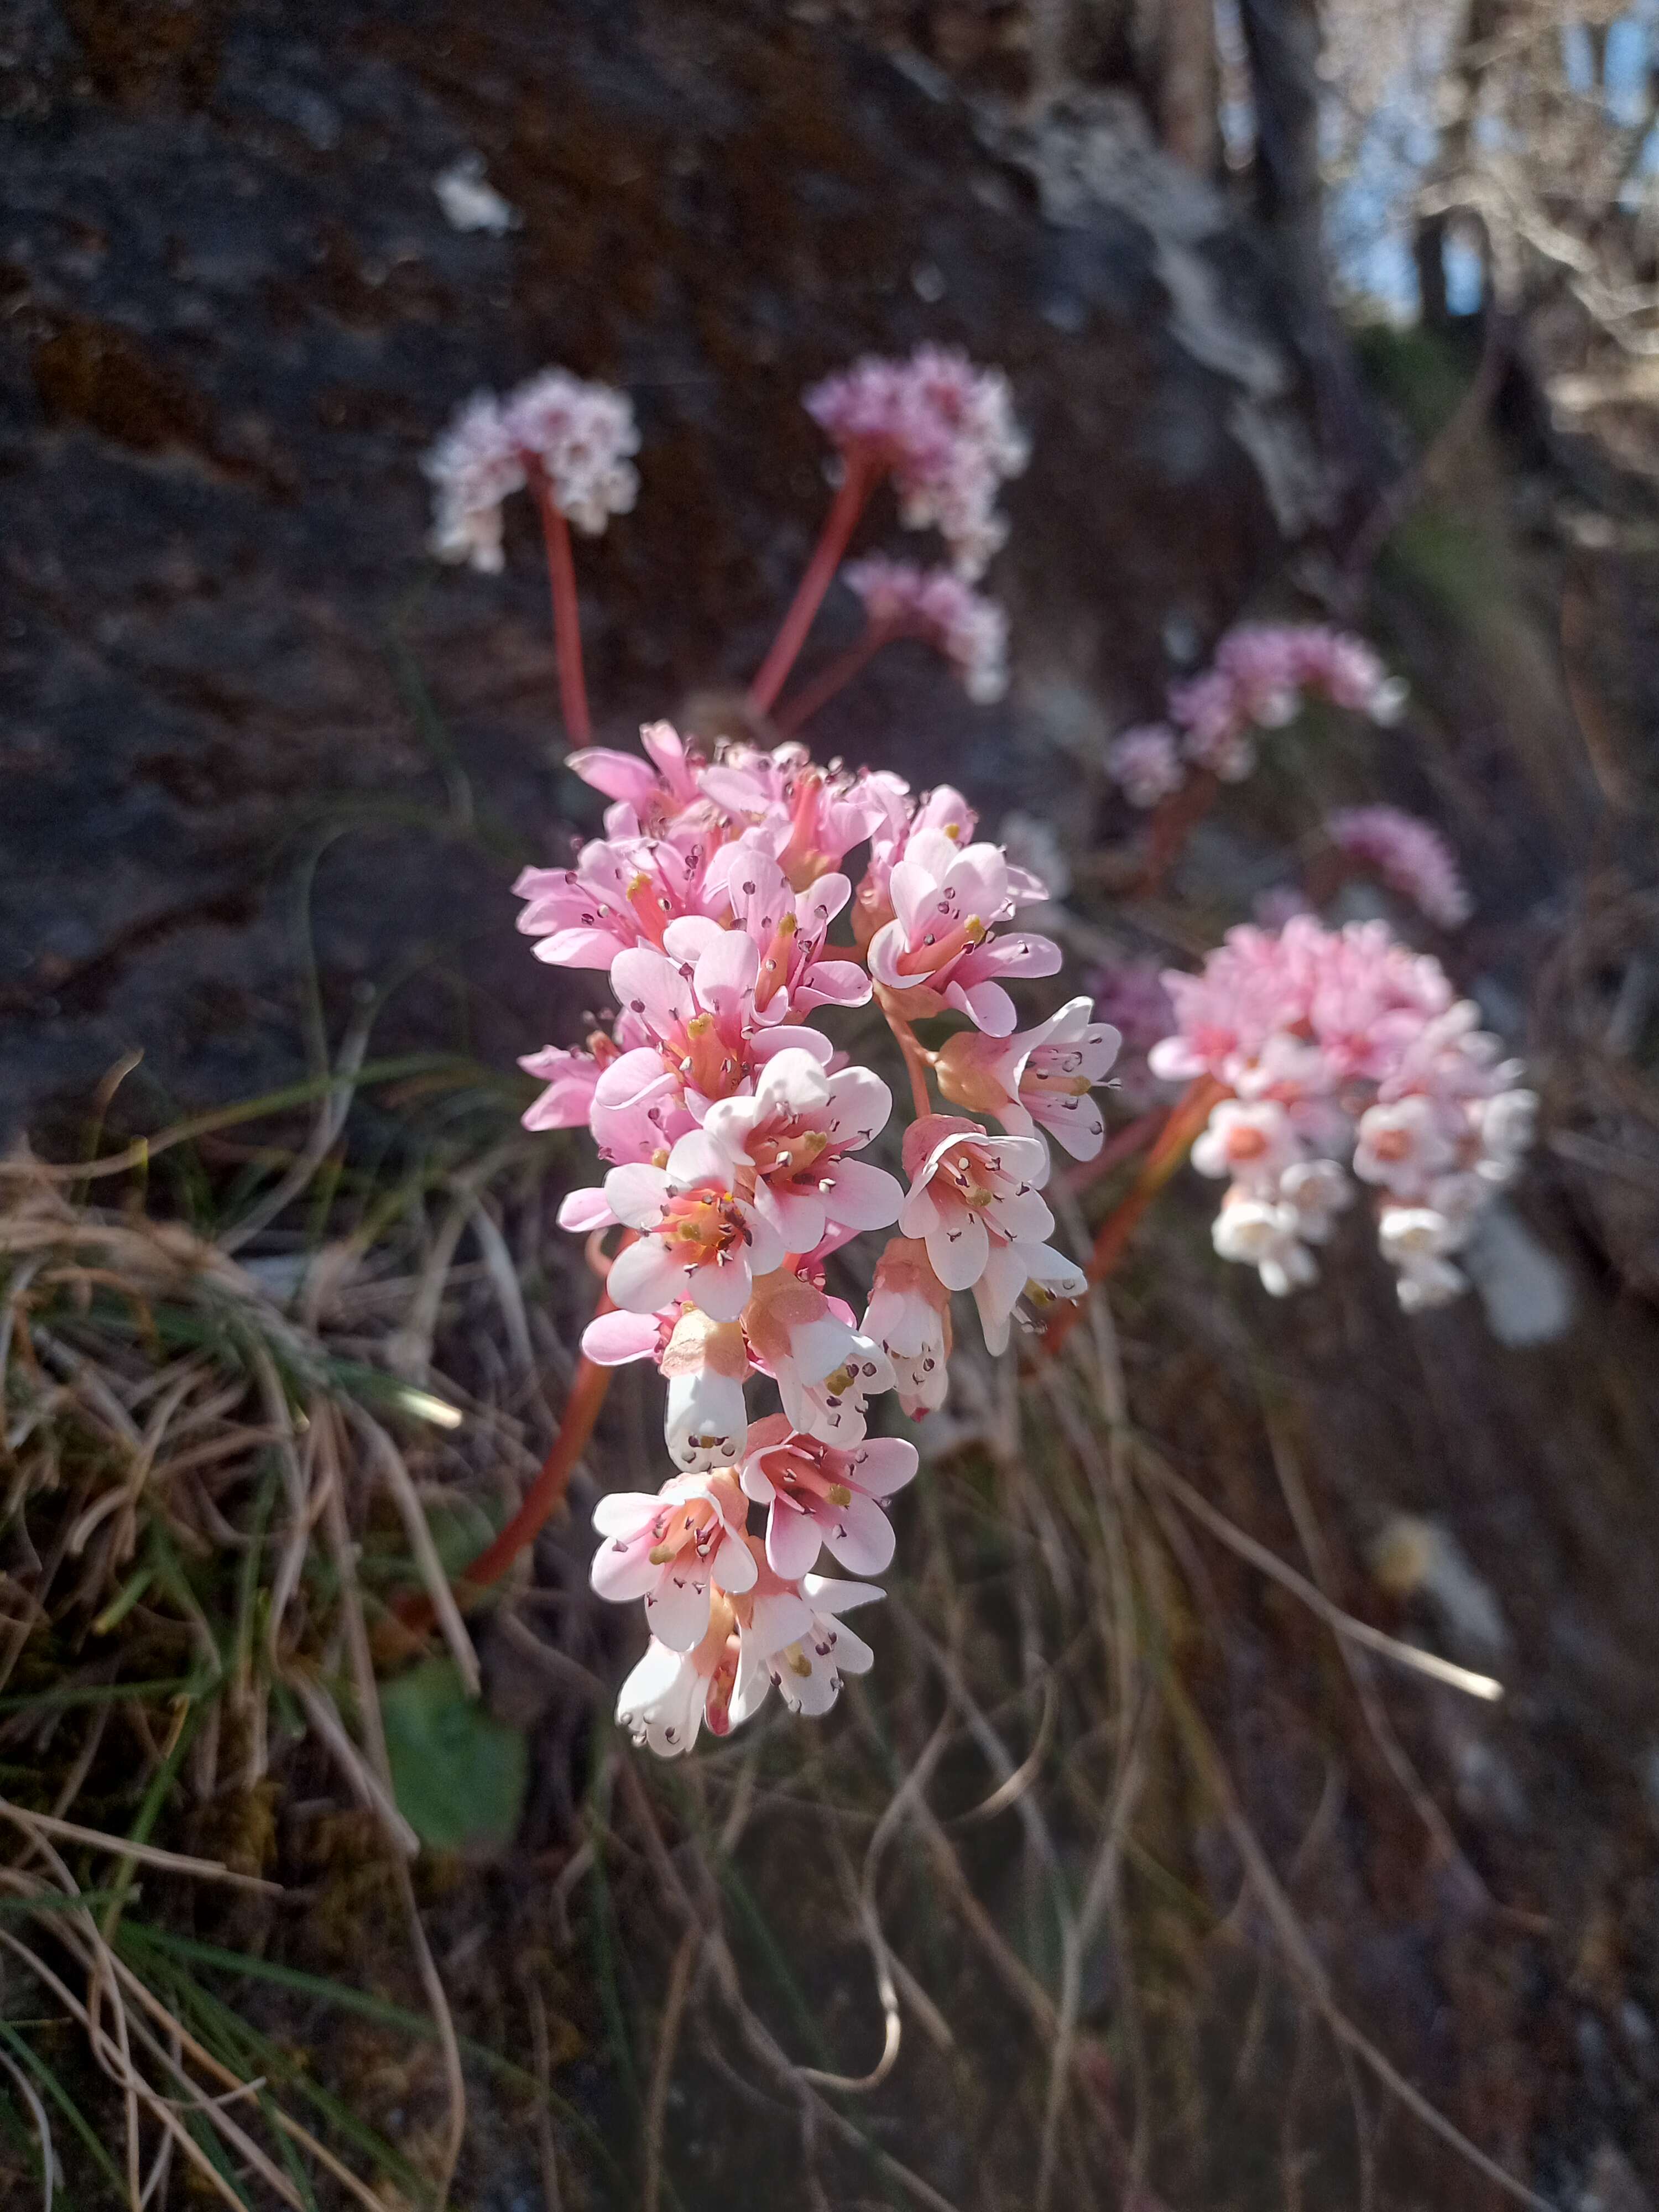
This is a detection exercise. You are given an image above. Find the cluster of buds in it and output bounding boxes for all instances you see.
[1109,623,1407,803]
[519,724,1120,1755]
[805,345,1029,581]
[424,369,640,571]
[1325,806,1471,930]
[1151,916,1535,1308]
[842,557,1009,703]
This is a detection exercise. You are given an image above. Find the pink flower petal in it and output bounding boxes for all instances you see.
[823,1159,903,1232]
[950,977,1017,1035]
[824,1491,896,1576]
[765,1501,823,1580]
[566,748,658,805]
[557,1186,616,1233]
[849,1437,919,1498]
[590,1538,661,1603]
[582,1310,662,1364]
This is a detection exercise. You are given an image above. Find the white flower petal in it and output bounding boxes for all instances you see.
[643,1568,713,1652]
[926,1207,989,1292]
[606,1237,686,1314]
[603,1162,671,1229]
[685,1258,753,1323]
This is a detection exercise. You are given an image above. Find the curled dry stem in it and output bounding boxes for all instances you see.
[792,1712,956,2098]
[617,1759,962,2212]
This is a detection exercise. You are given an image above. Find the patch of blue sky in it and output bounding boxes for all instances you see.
[1326,4,1659,318]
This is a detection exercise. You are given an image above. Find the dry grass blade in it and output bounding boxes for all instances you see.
[642,1927,700,2212]
[0,2039,55,2212]
[950,1670,1057,1828]
[390,1852,467,2212]
[457,1192,536,1374]
[64,1365,197,1562]
[0,1929,251,2212]
[388,1193,472,1385]
[1036,1702,1151,2212]
[318,1449,466,2207]
[283,1668,419,1856]
[1139,1448,1505,1700]
[0,1801,280,1893]
[1164,1677,1557,2212]
[1256,1396,1494,1900]
[348,1404,480,1693]
[216,999,374,1258]
[894,1603,1067,1890]
[104,1938,393,2212]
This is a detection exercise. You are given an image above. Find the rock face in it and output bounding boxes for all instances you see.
[0,0,1321,1139]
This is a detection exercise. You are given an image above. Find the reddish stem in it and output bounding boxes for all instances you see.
[394,1298,615,1637]
[772,619,900,737]
[1139,770,1219,896]
[876,988,936,1123]
[748,457,874,714]
[1042,1075,1225,1358]
[529,468,592,748]
[1302,844,1354,911]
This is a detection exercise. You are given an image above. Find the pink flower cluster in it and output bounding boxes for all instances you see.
[842,557,1009,703]
[1108,623,1408,803]
[1108,726,1183,808]
[1151,916,1535,1308]
[517,724,1121,1756]
[1326,806,1472,930]
[805,345,1029,581]
[424,369,640,571]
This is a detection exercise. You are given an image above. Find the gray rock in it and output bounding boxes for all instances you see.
[0,1,1315,1141]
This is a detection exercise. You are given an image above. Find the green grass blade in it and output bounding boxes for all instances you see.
[121,1925,622,2180]
[0,1677,202,1717]
[0,2018,124,2195]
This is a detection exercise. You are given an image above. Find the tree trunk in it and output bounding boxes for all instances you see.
[1238,0,1385,501]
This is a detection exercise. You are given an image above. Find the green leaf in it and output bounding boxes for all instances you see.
[379,1658,526,1852]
